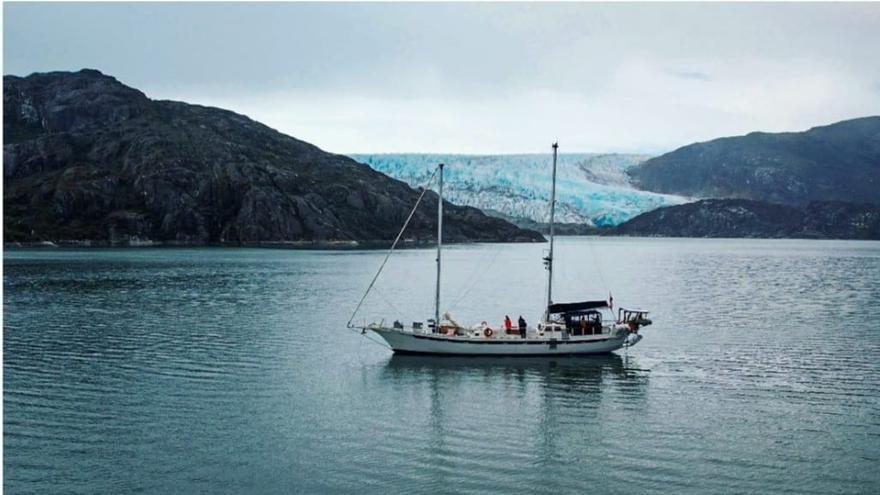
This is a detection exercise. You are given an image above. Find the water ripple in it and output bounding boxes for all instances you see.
[4,240,880,494]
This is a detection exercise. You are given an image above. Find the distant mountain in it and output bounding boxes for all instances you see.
[629,117,880,205]
[349,153,687,227]
[3,70,543,246]
[611,199,880,239]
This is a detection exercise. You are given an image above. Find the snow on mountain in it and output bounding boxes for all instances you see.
[349,153,689,226]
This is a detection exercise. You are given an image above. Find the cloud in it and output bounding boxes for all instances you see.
[666,70,712,82]
[159,56,878,155]
[5,2,880,153]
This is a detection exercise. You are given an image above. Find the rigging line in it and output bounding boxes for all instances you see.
[585,234,610,296]
[371,285,409,321]
[366,335,391,350]
[346,166,440,328]
[446,244,504,313]
[345,326,392,350]
[357,284,407,323]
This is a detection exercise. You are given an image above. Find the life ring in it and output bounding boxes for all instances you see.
[483,327,494,338]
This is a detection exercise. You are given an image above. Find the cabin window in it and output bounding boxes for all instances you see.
[564,311,602,336]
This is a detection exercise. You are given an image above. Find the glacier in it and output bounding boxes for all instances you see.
[349,153,689,226]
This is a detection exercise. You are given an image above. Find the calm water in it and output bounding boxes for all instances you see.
[4,238,880,494]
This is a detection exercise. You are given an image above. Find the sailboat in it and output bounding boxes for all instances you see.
[348,143,652,356]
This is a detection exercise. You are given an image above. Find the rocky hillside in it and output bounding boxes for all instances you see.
[629,117,880,205]
[611,199,880,239]
[3,69,543,246]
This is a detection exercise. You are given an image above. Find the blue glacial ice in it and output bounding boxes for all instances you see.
[348,153,689,226]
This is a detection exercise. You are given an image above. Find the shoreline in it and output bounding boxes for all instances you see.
[2,237,547,250]
[4,235,878,251]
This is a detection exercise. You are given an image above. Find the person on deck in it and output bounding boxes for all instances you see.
[504,315,513,333]
[518,315,527,339]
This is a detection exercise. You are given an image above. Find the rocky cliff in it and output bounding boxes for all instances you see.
[3,69,544,246]
[611,199,880,239]
[629,117,880,205]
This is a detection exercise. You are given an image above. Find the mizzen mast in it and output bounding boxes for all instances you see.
[543,142,558,321]
[435,163,444,329]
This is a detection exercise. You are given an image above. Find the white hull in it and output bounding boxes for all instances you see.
[371,327,632,356]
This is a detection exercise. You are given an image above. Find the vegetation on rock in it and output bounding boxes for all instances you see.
[612,199,880,239]
[629,117,880,205]
[3,70,544,246]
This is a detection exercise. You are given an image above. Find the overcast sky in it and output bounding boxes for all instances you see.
[5,2,880,154]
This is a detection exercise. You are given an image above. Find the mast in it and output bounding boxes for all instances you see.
[544,142,558,321]
[435,163,444,329]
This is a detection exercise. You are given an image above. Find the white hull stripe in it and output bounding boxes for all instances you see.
[408,334,615,345]
[372,329,628,355]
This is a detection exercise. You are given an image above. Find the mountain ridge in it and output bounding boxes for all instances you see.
[629,116,880,205]
[3,69,544,246]
[610,198,880,239]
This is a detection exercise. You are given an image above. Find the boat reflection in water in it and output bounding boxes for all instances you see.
[385,352,640,376]
[382,353,650,416]
[377,354,651,483]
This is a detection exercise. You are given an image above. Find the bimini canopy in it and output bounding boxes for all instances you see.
[547,300,608,314]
